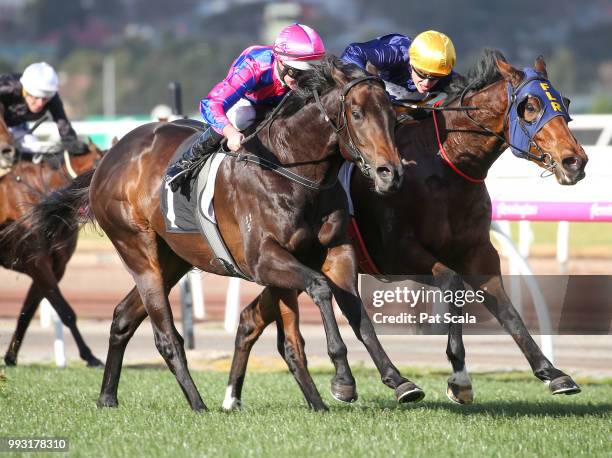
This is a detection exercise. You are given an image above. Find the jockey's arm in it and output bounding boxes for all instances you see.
[341,37,407,71]
[200,57,258,137]
[46,94,78,143]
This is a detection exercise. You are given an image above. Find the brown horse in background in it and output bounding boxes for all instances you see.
[223,51,587,409]
[30,57,425,412]
[0,140,104,367]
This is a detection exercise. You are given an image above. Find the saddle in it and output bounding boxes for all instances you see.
[161,128,250,280]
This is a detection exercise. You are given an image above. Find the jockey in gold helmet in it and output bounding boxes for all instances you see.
[342,30,456,100]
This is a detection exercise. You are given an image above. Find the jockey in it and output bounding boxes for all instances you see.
[165,23,326,191]
[341,30,456,100]
[0,62,82,154]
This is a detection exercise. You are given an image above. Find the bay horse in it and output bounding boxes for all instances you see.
[30,57,424,412]
[222,50,587,409]
[0,140,104,367]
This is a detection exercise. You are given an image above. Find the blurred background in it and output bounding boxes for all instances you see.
[0,0,610,372]
[1,0,611,119]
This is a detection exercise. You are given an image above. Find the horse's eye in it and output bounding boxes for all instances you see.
[525,103,536,113]
[352,109,363,120]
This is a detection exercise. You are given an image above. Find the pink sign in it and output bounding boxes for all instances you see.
[492,201,612,222]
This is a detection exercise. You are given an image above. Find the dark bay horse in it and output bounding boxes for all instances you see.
[222,51,587,409]
[31,57,423,411]
[0,140,104,367]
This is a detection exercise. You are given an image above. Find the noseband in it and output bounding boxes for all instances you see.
[313,75,385,177]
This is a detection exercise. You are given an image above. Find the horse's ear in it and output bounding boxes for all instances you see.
[365,61,380,77]
[111,136,119,146]
[330,60,350,86]
[496,59,523,87]
[534,55,548,77]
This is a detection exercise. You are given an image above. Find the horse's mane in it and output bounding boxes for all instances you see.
[272,55,368,118]
[444,48,508,103]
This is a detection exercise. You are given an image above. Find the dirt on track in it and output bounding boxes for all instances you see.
[1,239,611,322]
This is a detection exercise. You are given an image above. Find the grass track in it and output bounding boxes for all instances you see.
[0,366,610,457]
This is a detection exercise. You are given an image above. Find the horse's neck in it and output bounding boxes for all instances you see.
[442,84,508,177]
[261,91,342,186]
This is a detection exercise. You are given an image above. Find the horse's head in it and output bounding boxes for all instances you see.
[498,56,587,185]
[328,61,403,194]
[67,137,106,176]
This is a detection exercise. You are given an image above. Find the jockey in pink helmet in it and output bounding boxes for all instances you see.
[165,23,325,190]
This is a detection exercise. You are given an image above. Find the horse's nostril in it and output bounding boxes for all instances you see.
[562,156,581,172]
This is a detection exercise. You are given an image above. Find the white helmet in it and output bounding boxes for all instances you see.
[20,62,59,98]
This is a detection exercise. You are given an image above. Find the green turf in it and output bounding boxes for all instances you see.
[0,366,610,457]
[507,222,612,252]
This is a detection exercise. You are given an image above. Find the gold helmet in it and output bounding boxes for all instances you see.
[409,30,456,77]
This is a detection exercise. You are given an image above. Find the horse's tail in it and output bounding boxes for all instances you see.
[33,169,96,244]
[0,170,96,254]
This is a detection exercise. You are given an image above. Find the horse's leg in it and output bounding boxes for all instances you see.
[274,289,327,410]
[462,242,580,395]
[97,287,146,408]
[21,256,103,367]
[430,262,474,404]
[224,290,278,411]
[323,243,425,403]
[98,248,191,408]
[254,239,355,403]
[112,231,206,411]
[4,283,44,366]
[224,287,327,412]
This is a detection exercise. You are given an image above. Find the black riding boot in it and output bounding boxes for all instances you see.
[165,127,222,191]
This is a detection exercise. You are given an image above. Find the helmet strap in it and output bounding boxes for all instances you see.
[275,60,290,88]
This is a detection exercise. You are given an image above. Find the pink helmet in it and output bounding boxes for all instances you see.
[273,23,325,70]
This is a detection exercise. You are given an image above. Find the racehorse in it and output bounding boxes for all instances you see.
[221,50,587,409]
[0,140,104,367]
[29,57,422,412]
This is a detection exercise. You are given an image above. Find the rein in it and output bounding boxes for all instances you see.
[422,77,559,183]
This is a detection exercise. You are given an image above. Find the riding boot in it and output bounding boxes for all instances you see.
[165,127,222,191]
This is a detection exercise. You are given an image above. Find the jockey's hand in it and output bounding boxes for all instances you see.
[223,125,245,152]
[61,138,89,154]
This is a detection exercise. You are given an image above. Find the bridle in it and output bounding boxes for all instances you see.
[223,75,387,189]
[458,73,567,175]
[313,75,386,178]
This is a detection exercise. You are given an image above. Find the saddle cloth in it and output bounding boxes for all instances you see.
[160,130,249,279]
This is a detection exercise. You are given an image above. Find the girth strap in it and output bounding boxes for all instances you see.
[195,153,252,281]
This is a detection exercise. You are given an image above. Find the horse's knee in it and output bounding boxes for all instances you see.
[109,316,135,346]
[306,277,332,307]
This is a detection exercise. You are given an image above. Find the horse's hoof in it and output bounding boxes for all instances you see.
[222,398,242,413]
[96,395,118,409]
[311,403,329,412]
[86,356,104,368]
[446,382,474,405]
[330,381,358,403]
[549,375,581,395]
[395,381,425,403]
[3,354,16,366]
